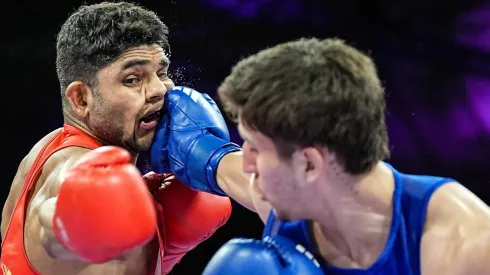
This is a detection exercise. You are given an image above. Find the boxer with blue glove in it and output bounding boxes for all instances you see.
[151,86,321,274]
[150,86,241,196]
[151,38,490,275]
[202,236,323,275]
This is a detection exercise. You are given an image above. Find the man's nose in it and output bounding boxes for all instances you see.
[146,76,169,102]
[241,143,257,174]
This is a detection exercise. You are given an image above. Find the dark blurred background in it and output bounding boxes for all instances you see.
[1,0,490,274]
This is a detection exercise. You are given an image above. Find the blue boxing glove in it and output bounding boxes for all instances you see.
[202,236,324,275]
[150,86,241,196]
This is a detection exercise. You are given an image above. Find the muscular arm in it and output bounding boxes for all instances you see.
[25,147,90,261]
[454,231,490,274]
[421,182,490,275]
[422,228,490,275]
[216,151,272,222]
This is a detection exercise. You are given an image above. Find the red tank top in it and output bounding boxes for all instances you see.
[0,125,102,274]
[0,125,168,275]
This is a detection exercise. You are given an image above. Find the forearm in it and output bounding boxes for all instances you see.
[216,151,255,211]
[40,228,80,260]
[38,197,81,260]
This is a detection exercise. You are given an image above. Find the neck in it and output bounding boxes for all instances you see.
[310,162,395,269]
[64,117,139,164]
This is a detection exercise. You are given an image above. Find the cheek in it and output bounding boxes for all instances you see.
[256,156,272,178]
[256,157,285,194]
[112,94,145,119]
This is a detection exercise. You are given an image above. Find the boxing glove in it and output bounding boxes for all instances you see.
[150,86,241,196]
[144,173,232,273]
[203,236,323,275]
[53,146,157,263]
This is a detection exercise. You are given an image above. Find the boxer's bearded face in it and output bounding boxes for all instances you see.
[239,123,305,221]
[87,45,174,153]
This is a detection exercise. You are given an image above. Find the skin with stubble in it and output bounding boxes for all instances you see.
[1,44,174,275]
[65,45,173,156]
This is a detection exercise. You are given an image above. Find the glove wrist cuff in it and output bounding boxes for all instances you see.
[188,135,241,196]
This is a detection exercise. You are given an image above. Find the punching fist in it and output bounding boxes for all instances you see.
[203,236,323,275]
[53,146,157,263]
[150,86,241,196]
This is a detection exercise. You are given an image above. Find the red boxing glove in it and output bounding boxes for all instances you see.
[53,146,157,263]
[144,173,232,274]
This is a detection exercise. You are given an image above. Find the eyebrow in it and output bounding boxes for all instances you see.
[121,58,170,71]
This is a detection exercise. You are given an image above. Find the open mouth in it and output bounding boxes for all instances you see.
[141,111,161,123]
[139,111,162,130]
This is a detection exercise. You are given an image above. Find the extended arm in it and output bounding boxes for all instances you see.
[25,146,156,264]
[150,86,272,222]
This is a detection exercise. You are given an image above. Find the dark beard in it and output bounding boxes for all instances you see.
[90,107,138,152]
[89,90,150,154]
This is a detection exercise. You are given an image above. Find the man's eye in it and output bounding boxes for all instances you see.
[124,77,141,85]
[158,73,169,80]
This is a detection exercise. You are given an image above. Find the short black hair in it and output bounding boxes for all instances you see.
[56,1,169,107]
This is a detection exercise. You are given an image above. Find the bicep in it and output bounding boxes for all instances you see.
[453,232,490,274]
[424,233,490,275]
[421,201,490,275]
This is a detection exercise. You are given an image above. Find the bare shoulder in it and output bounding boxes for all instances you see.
[2,126,90,225]
[25,128,91,203]
[6,129,61,198]
[27,146,91,216]
[40,146,91,195]
[424,182,490,234]
[420,182,490,275]
[2,129,62,238]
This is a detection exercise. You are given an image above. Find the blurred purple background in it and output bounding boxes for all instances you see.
[1,0,489,273]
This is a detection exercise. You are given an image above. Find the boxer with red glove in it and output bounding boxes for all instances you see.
[42,146,157,263]
[143,172,232,274]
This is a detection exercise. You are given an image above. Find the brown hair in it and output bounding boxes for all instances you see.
[218,38,389,175]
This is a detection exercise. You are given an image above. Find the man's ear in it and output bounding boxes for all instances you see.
[65,81,93,118]
[292,147,324,188]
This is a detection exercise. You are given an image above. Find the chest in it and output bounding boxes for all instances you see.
[267,217,422,275]
[317,228,418,274]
